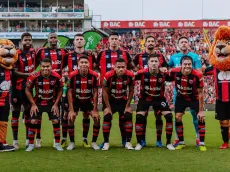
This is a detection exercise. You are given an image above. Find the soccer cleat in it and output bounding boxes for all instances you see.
[173,139,179,147]
[35,139,42,148]
[0,143,15,152]
[25,139,29,147]
[199,145,207,151]
[196,139,200,147]
[61,139,67,148]
[82,139,91,148]
[91,142,100,150]
[55,143,64,151]
[135,143,143,151]
[122,140,126,147]
[13,140,19,150]
[166,144,175,150]
[66,142,75,150]
[219,143,229,149]
[156,141,164,147]
[141,140,146,147]
[175,144,186,150]
[125,142,134,150]
[102,143,110,151]
[25,144,34,152]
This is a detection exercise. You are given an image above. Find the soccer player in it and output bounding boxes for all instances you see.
[102,58,134,150]
[170,55,206,151]
[133,35,169,147]
[36,32,68,147]
[11,32,36,149]
[168,37,202,146]
[61,33,97,148]
[204,66,230,149]
[134,54,175,151]
[25,58,63,152]
[67,55,100,150]
[96,32,137,147]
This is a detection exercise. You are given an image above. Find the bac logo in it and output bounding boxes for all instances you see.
[153,22,170,27]
[203,21,219,27]
[178,22,195,27]
[103,22,120,27]
[129,22,145,27]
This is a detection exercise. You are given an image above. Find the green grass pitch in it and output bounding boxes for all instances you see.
[1,111,230,172]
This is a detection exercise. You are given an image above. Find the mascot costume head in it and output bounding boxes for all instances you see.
[0,39,17,146]
[0,39,18,70]
[209,26,230,71]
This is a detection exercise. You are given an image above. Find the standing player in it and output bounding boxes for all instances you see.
[61,33,97,148]
[67,55,100,150]
[133,35,169,147]
[25,58,63,152]
[168,37,202,146]
[36,32,68,147]
[11,33,36,149]
[170,56,206,151]
[102,58,134,150]
[96,32,137,147]
[134,54,175,151]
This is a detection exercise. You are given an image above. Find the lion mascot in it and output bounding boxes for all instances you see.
[0,39,18,151]
[205,26,230,149]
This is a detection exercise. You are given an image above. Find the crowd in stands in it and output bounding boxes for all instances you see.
[95,29,215,104]
[2,3,84,12]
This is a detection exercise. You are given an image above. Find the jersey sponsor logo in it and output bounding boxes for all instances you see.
[52,60,61,65]
[25,65,34,72]
[181,78,187,82]
[76,89,91,93]
[111,89,126,94]
[38,82,50,85]
[0,81,11,91]
[38,89,53,94]
[218,71,230,81]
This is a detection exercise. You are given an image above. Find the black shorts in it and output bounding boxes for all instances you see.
[11,89,30,107]
[175,98,199,114]
[136,98,171,113]
[73,100,94,113]
[102,99,127,115]
[215,100,230,120]
[31,103,59,121]
[0,103,10,122]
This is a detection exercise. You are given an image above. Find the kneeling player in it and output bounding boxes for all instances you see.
[102,58,135,150]
[135,54,175,151]
[170,55,206,151]
[25,58,63,151]
[67,55,100,150]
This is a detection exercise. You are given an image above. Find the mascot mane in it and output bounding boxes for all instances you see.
[209,26,230,71]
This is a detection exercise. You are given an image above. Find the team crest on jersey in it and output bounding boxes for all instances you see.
[189,80,193,84]
[112,82,116,85]
[76,80,80,84]
[22,58,26,61]
[158,78,162,83]
[161,102,166,107]
[107,63,112,68]
[88,80,92,84]
[106,55,109,59]
[123,81,127,85]
[50,81,55,85]
[72,57,76,60]
[144,78,149,82]
[0,72,4,76]
[176,77,180,80]
[58,51,62,55]
[45,53,49,56]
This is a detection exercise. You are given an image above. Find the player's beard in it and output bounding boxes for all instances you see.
[23,44,31,50]
[147,45,154,51]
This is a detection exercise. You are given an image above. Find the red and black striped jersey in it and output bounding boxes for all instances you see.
[14,48,36,90]
[170,67,204,101]
[64,50,96,73]
[133,51,168,69]
[205,66,230,102]
[96,49,132,82]
[103,70,135,101]
[67,69,100,103]
[135,68,171,101]
[26,71,63,106]
[0,66,11,106]
[36,47,68,75]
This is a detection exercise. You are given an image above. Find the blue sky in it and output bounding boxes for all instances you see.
[85,0,230,20]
